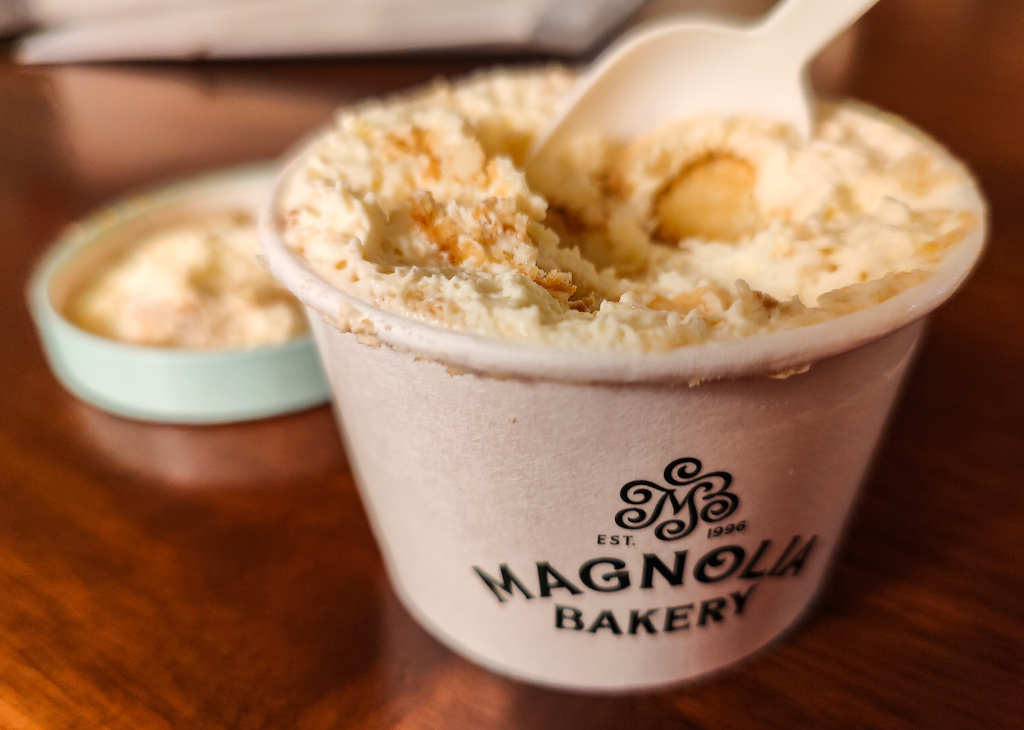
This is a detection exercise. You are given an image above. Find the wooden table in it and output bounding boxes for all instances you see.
[1,1,1022,727]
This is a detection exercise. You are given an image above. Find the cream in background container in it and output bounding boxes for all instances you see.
[30,165,330,424]
[260,90,987,689]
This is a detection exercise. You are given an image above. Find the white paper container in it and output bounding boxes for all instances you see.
[260,138,986,691]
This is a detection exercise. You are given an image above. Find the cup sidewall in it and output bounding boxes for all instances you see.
[309,314,922,690]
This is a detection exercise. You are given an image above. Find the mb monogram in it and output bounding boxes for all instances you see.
[473,456,818,636]
[615,457,739,541]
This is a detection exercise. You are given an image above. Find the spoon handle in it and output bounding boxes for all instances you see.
[757,0,880,63]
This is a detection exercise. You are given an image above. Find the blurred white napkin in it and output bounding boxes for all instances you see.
[15,0,647,63]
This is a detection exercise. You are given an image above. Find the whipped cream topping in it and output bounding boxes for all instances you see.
[279,68,977,352]
[69,211,308,349]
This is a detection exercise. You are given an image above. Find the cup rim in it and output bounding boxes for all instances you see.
[259,122,988,385]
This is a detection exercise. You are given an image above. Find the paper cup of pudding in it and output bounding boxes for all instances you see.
[260,69,986,691]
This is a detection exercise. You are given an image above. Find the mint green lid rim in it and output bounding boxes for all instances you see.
[27,164,330,425]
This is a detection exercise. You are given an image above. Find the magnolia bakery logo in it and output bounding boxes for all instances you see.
[614,457,739,541]
[472,456,817,636]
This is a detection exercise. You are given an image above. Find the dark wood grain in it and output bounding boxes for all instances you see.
[2,1,1023,727]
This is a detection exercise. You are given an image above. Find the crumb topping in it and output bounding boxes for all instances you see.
[279,67,978,352]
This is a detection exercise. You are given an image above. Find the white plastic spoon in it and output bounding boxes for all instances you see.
[532,0,880,157]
